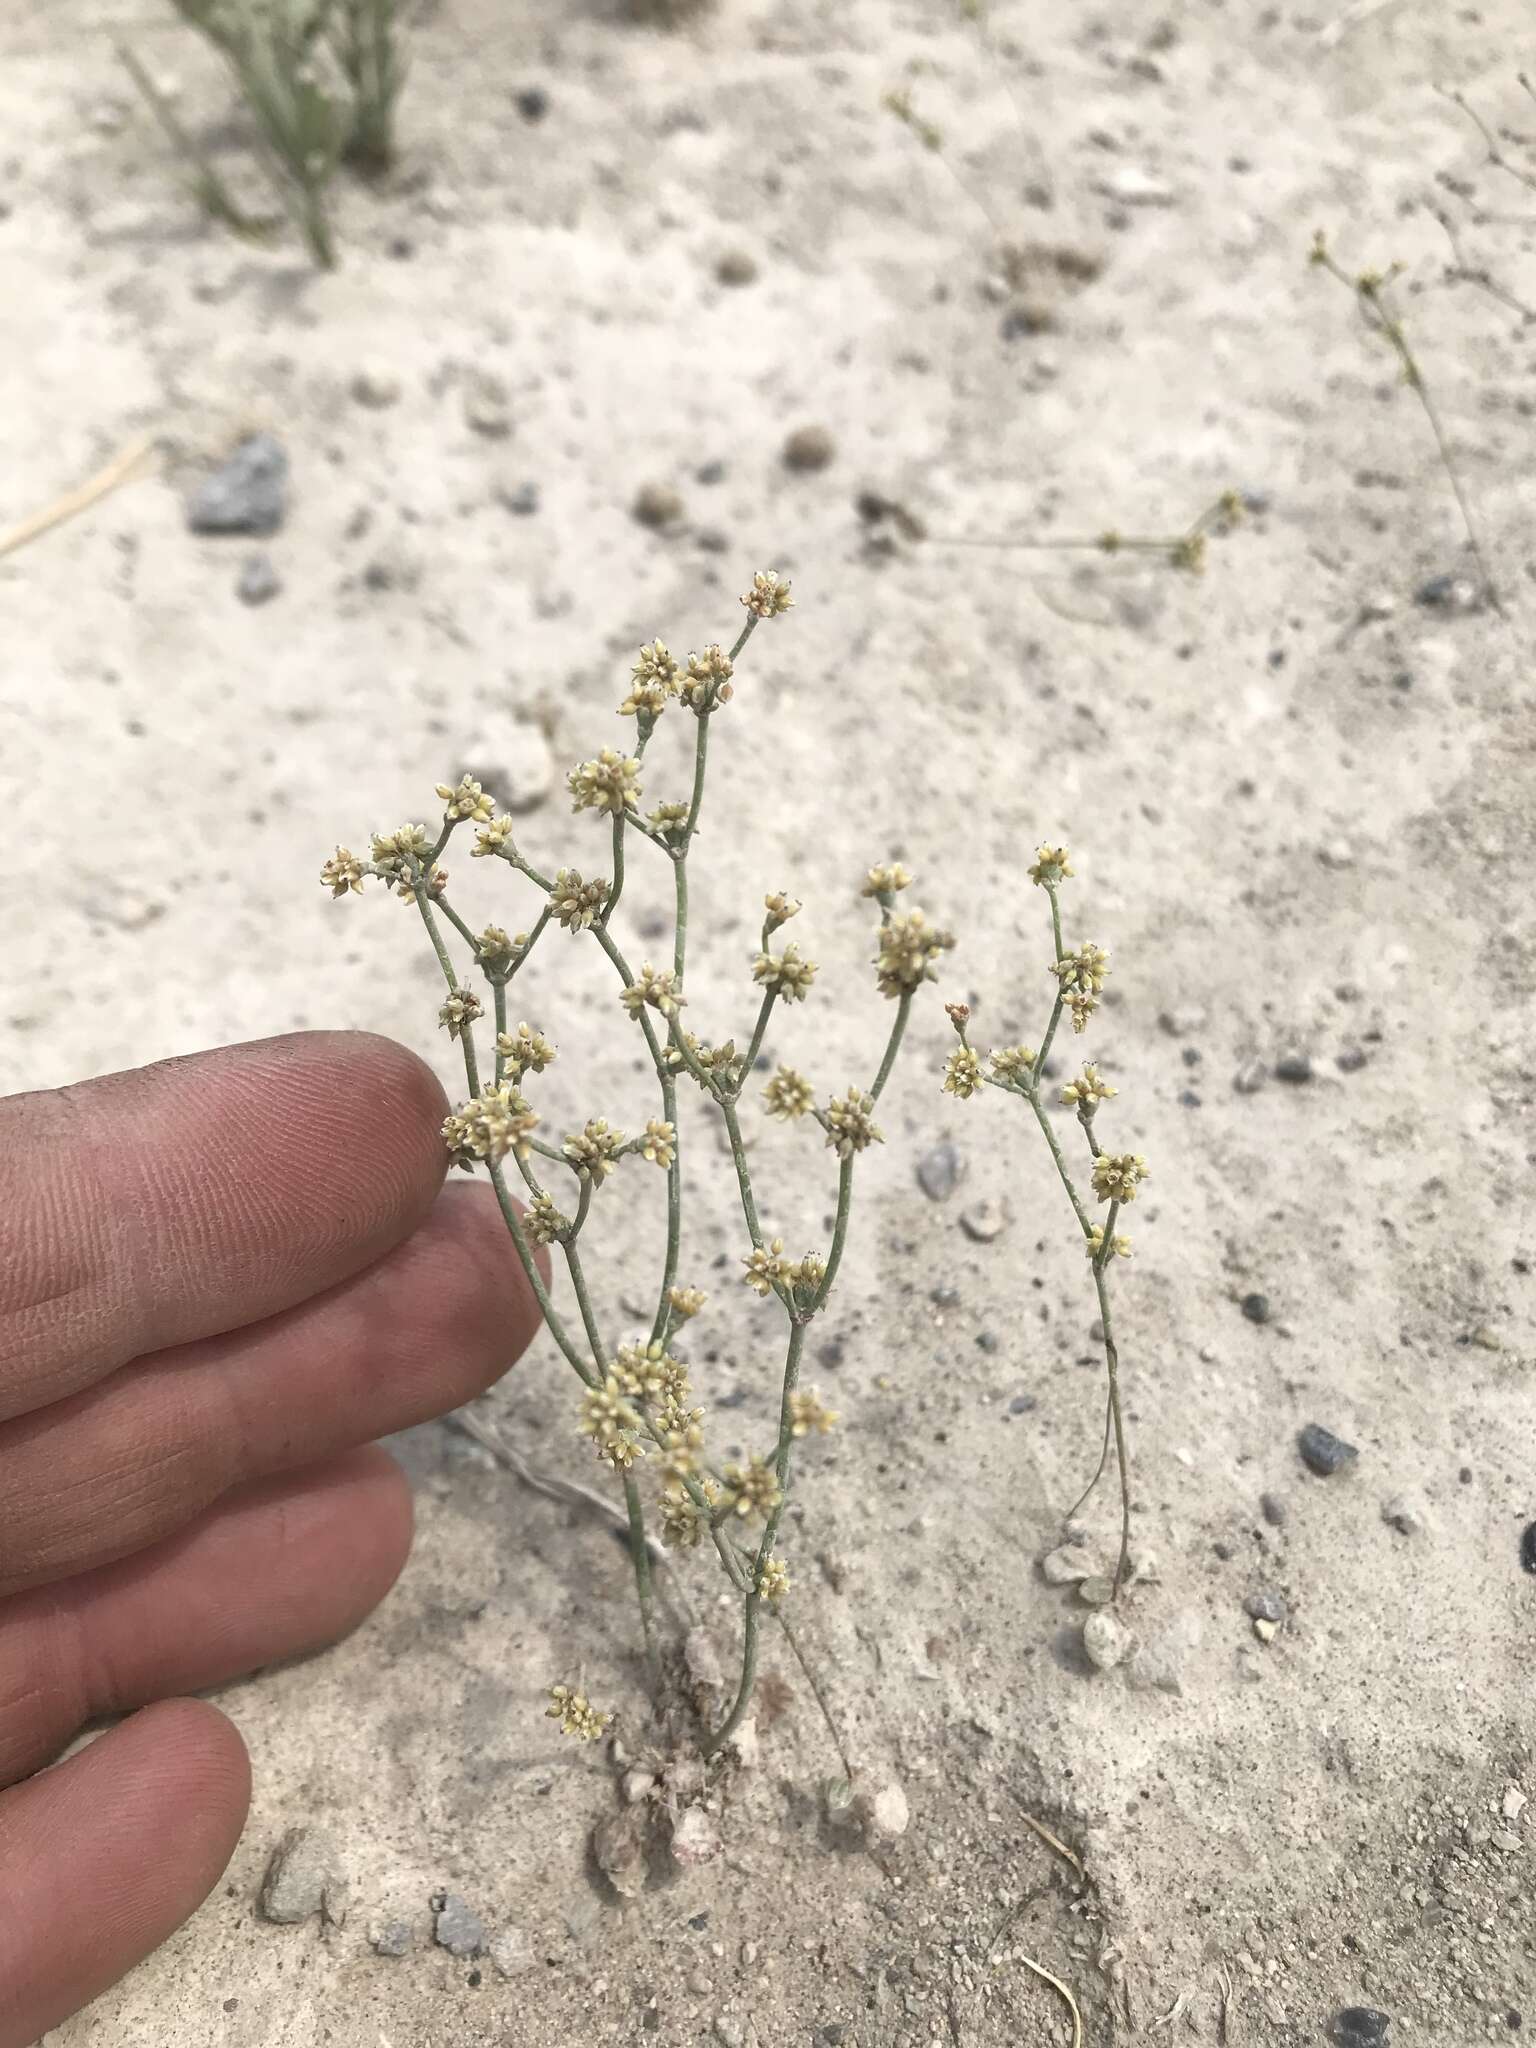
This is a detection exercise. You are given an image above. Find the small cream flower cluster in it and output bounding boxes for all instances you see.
[614,1338,691,1416]
[740,1238,826,1300]
[763,1066,815,1121]
[563,1118,627,1185]
[436,775,496,824]
[475,925,522,974]
[621,963,685,1018]
[546,1685,611,1741]
[663,1031,739,1087]
[789,1387,838,1436]
[680,644,734,713]
[740,569,793,619]
[763,890,801,930]
[1050,941,1111,1034]
[527,1191,569,1244]
[638,1118,676,1168]
[620,640,680,718]
[550,867,609,931]
[320,847,365,897]
[720,1454,782,1522]
[667,1283,707,1321]
[647,801,692,840]
[1091,1152,1150,1205]
[442,1086,539,1170]
[1028,844,1074,886]
[568,748,641,817]
[498,1022,556,1080]
[756,1555,791,1605]
[862,862,913,899]
[438,987,483,1038]
[473,814,516,857]
[823,1087,882,1158]
[1061,1064,1115,1109]
[751,943,818,1002]
[874,908,955,999]
[943,1046,982,1098]
[1085,1225,1133,1260]
[989,1044,1037,1082]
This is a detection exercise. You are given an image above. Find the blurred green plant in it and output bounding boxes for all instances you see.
[117,0,410,269]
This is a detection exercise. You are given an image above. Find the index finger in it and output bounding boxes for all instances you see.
[0,1031,450,1423]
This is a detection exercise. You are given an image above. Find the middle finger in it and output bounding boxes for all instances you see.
[0,1182,540,1599]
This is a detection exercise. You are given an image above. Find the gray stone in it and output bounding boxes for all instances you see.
[188,433,288,535]
[930,1283,960,1308]
[632,481,684,529]
[1274,1050,1313,1083]
[1243,1588,1287,1624]
[432,1892,488,1958]
[1336,1045,1369,1073]
[960,1198,1009,1243]
[499,480,540,515]
[1381,1494,1424,1536]
[715,249,758,286]
[1298,1422,1358,1476]
[258,1827,345,1925]
[783,424,836,472]
[490,1927,534,1977]
[1260,1491,1288,1527]
[1330,2009,1390,2047]
[236,552,280,606]
[1241,1292,1270,1324]
[462,370,511,438]
[368,1920,413,1957]
[1232,1059,1268,1094]
[1082,1610,1133,1671]
[350,363,402,408]
[1414,573,1479,612]
[1041,1544,1097,1585]
[917,1140,964,1201]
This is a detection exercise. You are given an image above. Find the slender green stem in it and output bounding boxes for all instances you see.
[604,811,628,924]
[706,1319,806,1756]
[1095,1197,1120,1271]
[673,856,690,982]
[738,987,778,1086]
[562,1230,611,1369]
[1023,1084,1093,1238]
[436,894,481,956]
[623,1471,660,1684]
[869,992,913,1102]
[811,1157,855,1311]
[1092,1261,1133,1596]
[727,614,759,664]
[682,716,711,847]
[413,885,480,1095]
[485,1161,598,1386]
[717,1097,768,1248]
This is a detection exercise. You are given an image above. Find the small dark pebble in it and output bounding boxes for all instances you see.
[1008,1394,1037,1415]
[188,432,288,536]
[1181,1045,1202,1067]
[688,1911,709,1930]
[467,1969,482,1988]
[976,1331,1000,1353]
[695,459,726,485]
[817,2028,848,2047]
[715,1386,749,1409]
[1260,1491,1288,1527]
[1299,1423,1358,1477]
[502,481,539,516]
[1243,1589,1287,1624]
[1241,1293,1270,1324]
[236,552,280,605]
[1000,302,1053,340]
[1522,1519,1536,1574]
[930,1284,960,1308]
[1330,2008,1391,2047]
[817,1336,845,1369]
[917,1140,964,1202]
[514,85,550,120]
[1213,1540,1235,1561]
[1178,1088,1202,1108]
[1274,1051,1313,1083]
[1336,1045,1368,1072]
[1459,1466,1473,1484]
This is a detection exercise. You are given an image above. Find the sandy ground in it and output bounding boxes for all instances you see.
[4,0,1535,2042]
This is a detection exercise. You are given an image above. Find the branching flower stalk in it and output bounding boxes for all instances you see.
[1310,230,1503,615]
[321,570,950,1753]
[942,846,1146,1598]
[933,490,1247,576]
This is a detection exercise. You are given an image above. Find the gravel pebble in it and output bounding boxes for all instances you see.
[1241,1292,1270,1324]
[368,1920,413,1957]
[1082,1610,1133,1671]
[1298,1422,1358,1476]
[633,481,684,528]
[1330,2008,1391,2047]
[1335,1045,1369,1072]
[188,432,288,535]
[1521,1519,1536,1574]
[514,85,550,121]
[490,1927,534,1977]
[350,363,401,408]
[432,1893,488,1958]
[1232,1059,1268,1094]
[236,552,280,606]
[1260,1491,1288,1527]
[462,370,511,438]
[917,1140,963,1201]
[1380,1494,1423,1536]
[715,249,758,286]
[714,2020,748,2048]
[930,1283,960,1308]
[960,1198,1009,1242]
[782,423,836,472]
[1041,1544,1098,1585]
[1274,1050,1313,1083]
[498,479,540,516]
[259,1827,346,1925]
[1243,1589,1287,1624]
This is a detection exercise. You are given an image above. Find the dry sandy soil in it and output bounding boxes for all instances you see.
[4,0,1535,2042]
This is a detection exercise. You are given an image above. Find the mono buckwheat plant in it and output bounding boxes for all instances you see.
[941,847,1146,1600]
[320,572,951,1758]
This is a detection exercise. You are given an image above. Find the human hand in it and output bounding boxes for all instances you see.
[0,1032,541,2045]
